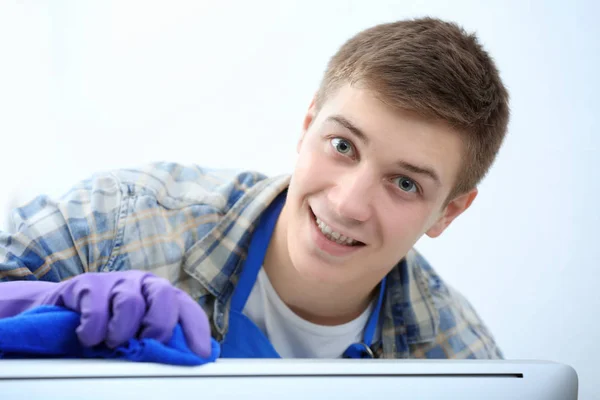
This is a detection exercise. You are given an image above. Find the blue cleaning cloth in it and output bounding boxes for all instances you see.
[0,305,220,366]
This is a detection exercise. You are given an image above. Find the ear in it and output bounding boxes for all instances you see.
[426,188,478,238]
[298,94,318,153]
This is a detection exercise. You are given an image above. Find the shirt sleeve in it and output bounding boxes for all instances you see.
[0,171,128,282]
[0,161,236,288]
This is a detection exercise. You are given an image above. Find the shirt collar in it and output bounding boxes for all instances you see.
[183,174,290,301]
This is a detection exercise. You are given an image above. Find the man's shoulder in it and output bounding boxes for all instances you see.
[405,248,481,317]
[404,249,504,359]
[93,161,271,212]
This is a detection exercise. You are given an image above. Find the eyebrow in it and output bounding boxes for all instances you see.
[326,114,441,185]
[396,161,441,186]
[327,115,370,145]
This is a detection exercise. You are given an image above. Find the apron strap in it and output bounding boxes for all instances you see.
[230,191,287,312]
[343,276,387,359]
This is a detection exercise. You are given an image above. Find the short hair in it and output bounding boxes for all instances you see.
[315,17,510,200]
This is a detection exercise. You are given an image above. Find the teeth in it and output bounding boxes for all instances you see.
[315,217,359,246]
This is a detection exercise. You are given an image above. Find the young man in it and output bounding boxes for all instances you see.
[0,17,509,360]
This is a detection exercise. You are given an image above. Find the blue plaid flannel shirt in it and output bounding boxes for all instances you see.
[0,162,503,359]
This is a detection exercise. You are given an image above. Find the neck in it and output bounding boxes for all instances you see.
[262,205,379,326]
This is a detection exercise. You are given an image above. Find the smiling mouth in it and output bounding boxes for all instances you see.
[309,208,365,247]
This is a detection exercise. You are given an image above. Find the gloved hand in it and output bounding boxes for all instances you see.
[0,270,212,358]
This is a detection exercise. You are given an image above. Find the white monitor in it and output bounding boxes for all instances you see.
[0,359,578,400]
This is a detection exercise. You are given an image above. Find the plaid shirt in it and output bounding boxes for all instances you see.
[0,161,503,359]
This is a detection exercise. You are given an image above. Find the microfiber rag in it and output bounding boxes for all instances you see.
[0,305,220,366]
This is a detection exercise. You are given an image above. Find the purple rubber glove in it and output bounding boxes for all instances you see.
[0,270,212,358]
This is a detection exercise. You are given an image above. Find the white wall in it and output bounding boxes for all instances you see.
[1,0,598,398]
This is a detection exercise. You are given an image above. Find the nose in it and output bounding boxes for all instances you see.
[327,167,375,223]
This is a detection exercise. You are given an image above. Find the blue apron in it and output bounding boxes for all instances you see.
[220,192,386,359]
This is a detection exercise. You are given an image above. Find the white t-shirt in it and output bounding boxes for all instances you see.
[242,268,379,358]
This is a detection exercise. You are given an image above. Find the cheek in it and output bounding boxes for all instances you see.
[294,144,333,187]
[379,205,431,248]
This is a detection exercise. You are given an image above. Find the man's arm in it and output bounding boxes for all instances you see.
[0,171,125,282]
[0,163,223,355]
[0,161,236,284]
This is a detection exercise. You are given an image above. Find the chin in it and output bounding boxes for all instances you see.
[291,252,348,285]
[289,229,356,286]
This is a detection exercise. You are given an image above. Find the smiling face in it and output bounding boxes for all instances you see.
[278,84,478,290]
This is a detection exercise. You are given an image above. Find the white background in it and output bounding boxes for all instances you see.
[0,1,598,398]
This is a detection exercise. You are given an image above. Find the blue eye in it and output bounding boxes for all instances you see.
[331,138,354,156]
[394,177,418,193]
